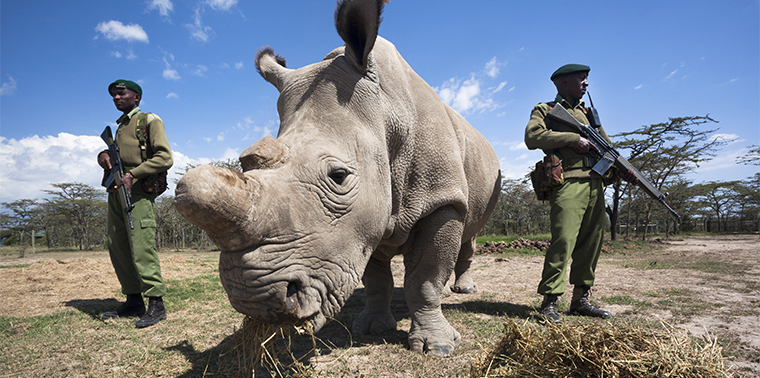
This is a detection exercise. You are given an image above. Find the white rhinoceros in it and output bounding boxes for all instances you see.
[175,0,500,357]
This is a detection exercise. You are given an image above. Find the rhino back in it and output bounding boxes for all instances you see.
[371,36,500,244]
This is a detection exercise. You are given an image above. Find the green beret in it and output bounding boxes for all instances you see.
[550,64,590,81]
[108,79,142,97]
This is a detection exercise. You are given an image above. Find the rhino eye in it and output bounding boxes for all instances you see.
[328,168,348,185]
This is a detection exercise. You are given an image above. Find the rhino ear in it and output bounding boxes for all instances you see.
[335,0,384,73]
[255,47,291,92]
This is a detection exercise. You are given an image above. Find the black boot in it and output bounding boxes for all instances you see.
[569,286,610,319]
[102,294,145,320]
[539,294,562,324]
[135,297,167,328]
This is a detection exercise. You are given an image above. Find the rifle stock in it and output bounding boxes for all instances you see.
[546,104,680,219]
[101,126,135,229]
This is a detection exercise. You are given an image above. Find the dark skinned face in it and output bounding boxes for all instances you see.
[111,88,140,113]
[555,72,588,105]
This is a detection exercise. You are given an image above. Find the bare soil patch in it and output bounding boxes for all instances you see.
[1,234,758,377]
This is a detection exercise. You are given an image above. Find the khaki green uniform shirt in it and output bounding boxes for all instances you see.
[524,95,613,179]
[114,107,173,181]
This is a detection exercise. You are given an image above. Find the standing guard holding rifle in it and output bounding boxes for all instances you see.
[97,79,173,328]
[525,64,639,324]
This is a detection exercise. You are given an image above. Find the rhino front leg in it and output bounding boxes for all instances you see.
[451,237,478,294]
[404,206,462,357]
[352,255,397,335]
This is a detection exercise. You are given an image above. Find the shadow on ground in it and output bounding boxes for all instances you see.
[64,298,122,320]
[166,286,535,377]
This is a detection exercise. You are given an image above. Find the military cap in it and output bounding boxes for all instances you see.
[550,64,590,81]
[108,79,142,97]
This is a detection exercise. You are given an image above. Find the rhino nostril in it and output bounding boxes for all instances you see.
[287,281,298,297]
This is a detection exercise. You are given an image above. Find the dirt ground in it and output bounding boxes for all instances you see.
[1,234,759,377]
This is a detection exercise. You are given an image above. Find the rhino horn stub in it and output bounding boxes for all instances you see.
[175,164,260,251]
[255,47,291,92]
[240,136,289,172]
[335,0,384,73]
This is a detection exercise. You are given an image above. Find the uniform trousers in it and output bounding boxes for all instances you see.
[107,191,166,298]
[538,178,606,295]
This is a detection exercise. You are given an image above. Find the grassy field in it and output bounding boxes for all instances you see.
[1,234,756,377]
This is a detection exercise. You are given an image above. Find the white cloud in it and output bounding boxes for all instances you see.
[509,141,527,151]
[111,51,122,58]
[0,75,17,96]
[0,134,107,203]
[162,55,181,80]
[0,133,219,203]
[433,58,506,114]
[206,0,237,11]
[95,20,149,43]
[484,57,500,78]
[186,8,215,42]
[163,69,181,80]
[634,84,643,90]
[166,92,179,99]
[235,61,244,70]
[191,65,208,77]
[146,0,174,18]
[710,133,739,143]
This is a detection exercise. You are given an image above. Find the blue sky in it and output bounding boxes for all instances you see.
[1,0,758,204]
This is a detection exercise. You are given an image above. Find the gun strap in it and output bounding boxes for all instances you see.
[136,113,151,162]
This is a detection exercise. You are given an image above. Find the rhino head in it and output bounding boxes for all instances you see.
[176,0,392,330]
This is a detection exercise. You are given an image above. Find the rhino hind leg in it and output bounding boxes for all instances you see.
[451,237,478,294]
[404,205,463,357]
[352,256,397,335]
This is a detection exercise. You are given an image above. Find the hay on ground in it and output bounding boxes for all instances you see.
[471,319,736,378]
[214,317,318,378]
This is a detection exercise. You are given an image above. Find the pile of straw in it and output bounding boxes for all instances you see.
[216,317,317,378]
[471,319,736,378]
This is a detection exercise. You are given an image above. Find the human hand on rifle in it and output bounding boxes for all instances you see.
[618,168,638,184]
[98,151,112,170]
[97,151,134,192]
[575,137,600,154]
[118,172,134,192]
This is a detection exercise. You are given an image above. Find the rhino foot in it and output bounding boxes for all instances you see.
[408,315,461,358]
[451,284,477,294]
[451,272,478,294]
[352,309,397,335]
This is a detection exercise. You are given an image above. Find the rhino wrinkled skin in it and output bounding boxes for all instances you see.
[175,0,501,357]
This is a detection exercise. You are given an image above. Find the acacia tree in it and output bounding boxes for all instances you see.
[737,145,760,166]
[693,181,742,232]
[608,115,727,240]
[43,183,106,250]
[0,199,42,256]
[484,177,550,236]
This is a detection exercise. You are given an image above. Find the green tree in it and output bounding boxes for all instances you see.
[43,183,106,251]
[609,115,728,240]
[737,145,760,166]
[0,199,42,256]
[484,177,550,236]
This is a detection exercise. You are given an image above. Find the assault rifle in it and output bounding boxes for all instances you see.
[546,103,680,219]
[101,126,135,229]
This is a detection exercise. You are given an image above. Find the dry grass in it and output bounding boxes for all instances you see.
[214,318,317,378]
[472,319,737,378]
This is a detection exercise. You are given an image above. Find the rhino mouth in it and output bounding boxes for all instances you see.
[218,247,346,330]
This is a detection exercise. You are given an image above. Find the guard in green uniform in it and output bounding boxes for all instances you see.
[98,79,173,328]
[525,64,636,323]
